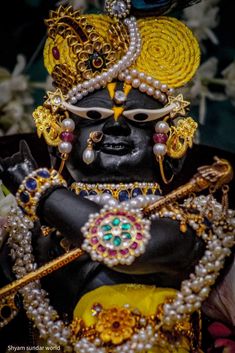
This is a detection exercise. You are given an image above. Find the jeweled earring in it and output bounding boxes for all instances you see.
[82,131,103,165]
[153,120,173,184]
[153,117,198,184]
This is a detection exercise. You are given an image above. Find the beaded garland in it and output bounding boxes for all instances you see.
[6,192,235,352]
[71,181,161,202]
[81,204,151,266]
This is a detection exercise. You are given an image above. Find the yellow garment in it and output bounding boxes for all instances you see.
[73,284,192,353]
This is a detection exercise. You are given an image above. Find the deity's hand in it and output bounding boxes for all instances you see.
[0,140,37,195]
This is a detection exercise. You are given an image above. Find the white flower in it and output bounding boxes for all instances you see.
[0,55,35,135]
[182,57,226,124]
[222,61,235,106]
[0,182,16,217]
[0,182,16,248]
[0,55,28,106]
[183,0,220,47]
[203,255,235,325]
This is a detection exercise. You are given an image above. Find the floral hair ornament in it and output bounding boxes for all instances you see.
[33,2,200,176]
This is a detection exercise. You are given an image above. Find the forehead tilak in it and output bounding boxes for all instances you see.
[107,82,132,121]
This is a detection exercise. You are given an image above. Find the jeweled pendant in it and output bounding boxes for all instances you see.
[82,147,95,165]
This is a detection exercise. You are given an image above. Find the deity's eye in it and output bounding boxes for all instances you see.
[123,105,177,122]
[82,108,113,120]
[131,113,149,122]
[62,102,113,120]
[86,110,102,120]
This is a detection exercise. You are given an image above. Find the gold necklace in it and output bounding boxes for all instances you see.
[70,181,161,201]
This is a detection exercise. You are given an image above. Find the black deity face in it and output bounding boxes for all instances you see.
[66,83,173,183]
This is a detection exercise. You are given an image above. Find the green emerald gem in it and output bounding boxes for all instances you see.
[103,234,113,241]
[122,232,131,239]
[122,223,131,230]
[113,236,122,246]
[112,218,121,226]
[102,224,112,231]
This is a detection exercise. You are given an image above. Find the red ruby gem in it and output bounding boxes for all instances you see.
[108,249,117,256]
[128,215,136,222]
[117,211,126,217]
[92,303,103,313]
[136,233,143,240]
[105,213,113,217]
[93,57,103,68]
[52,46,60,60]
[112,321,120,329]
[135,223,142,230]
[98,245,106,253]
[95,218,103,225]
[91,236,98,244]
[153,133,168,144]
[130,242,138,249]
[60,131,74,142]
[91,227,98,234]
[120,249,129,255]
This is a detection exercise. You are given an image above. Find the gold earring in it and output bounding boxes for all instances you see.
[166,117,198,159]
[153,117,197,184]
[33,103,75,174]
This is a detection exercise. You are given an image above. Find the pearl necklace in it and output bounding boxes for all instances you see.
[7,194,235,352]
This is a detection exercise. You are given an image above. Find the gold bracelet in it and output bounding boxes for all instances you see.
[16,168,67,221]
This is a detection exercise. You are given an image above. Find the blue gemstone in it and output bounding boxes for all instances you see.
[154,189,161,196]
[26,178,37,191]
[37,170,50,178]
[118,190,129,202]
[103,189,112,195]
[79,190,88,197]
[147,188,153,195]
[89,190,97,195]
[19,191,30,203]
[132,188,142,198]
[204,217,212,228]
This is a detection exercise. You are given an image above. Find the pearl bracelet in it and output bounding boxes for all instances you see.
[16,168,67,221]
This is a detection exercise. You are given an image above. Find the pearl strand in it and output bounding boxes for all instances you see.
[150,195,235,329]
[87,192,160,207]
[67,17,141,105]
[118,68,175,104]
[8,207,73,351]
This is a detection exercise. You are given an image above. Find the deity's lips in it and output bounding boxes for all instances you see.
[99,141,133,155]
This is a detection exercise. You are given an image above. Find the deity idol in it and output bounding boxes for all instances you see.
[0,1,234,352]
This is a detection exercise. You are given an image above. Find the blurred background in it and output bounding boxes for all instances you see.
[0,0,234,152]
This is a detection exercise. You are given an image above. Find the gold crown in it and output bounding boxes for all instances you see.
[44,6,200,93]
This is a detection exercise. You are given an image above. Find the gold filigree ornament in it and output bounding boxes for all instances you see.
[44,6,129,93]
[166,117,198,159]
[33,105,64,147]
[95,307,136,345]
[0,293,19,328]
[33,87,76,173]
